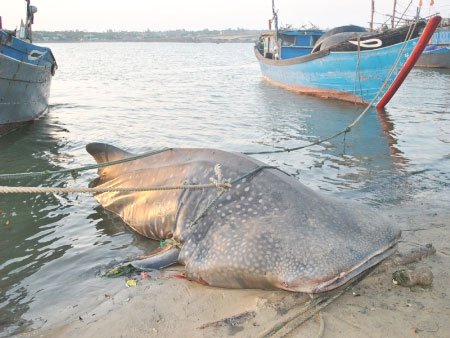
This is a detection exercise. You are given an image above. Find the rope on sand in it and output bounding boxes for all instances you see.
[259,268,375,338]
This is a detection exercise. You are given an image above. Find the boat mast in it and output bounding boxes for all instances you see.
[272,0,279,35]
[271,0,280,58]
[415,1,422,20]
[25,0,36,42]
[391,0,397,28]
[370,0,375,31]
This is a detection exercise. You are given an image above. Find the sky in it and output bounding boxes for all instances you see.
[1,0,447,32]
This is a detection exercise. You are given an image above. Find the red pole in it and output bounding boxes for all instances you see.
[376,16,442,109]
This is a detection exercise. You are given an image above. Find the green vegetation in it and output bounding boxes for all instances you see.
[33,28,265,43]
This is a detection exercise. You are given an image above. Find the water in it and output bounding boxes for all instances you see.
[0,42,449,336]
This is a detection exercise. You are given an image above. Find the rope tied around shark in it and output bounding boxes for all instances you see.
[0,160,277,198]
[108,162,280,277]
[0,160,230,194]
[177,165,281,257]
[187,164,279,229]
[209,164,230,193]
[1,159,277,271]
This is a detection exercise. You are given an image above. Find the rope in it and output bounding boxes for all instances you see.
[394,0,414,28]
[0,182,231,194]
[0,147,171,180]
[245,18,419,156]
[230,165,279,184]
[0,165,278,196]
[0,21,422,196]
[353,36,363,102]
[259,267,375,338]
[189,190,227,227]
[188,165,278,228]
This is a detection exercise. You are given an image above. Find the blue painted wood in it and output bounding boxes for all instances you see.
[255,15,444,107]
[278,29,324,59]
[417,46,450,68]
[417,27,450,68]
[0,30,55,66]
[430,27,450,45]
[256,39,418,105]
[0,30,57,136]
[280,47,313,59]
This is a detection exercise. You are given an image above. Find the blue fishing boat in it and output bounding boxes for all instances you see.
[0,0,57,136]
[416,20,450,68]
[257,28,325,60]
[255,1,441,108]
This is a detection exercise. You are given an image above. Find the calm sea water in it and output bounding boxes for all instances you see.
[0,42,449,336]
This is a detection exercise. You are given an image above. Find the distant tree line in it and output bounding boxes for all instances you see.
[33,28,265,43]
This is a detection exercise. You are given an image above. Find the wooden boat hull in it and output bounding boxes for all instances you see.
[255,17,441,108]
[0,31,56,136]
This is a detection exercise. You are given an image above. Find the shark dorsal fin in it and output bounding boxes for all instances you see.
[86,142,132,164]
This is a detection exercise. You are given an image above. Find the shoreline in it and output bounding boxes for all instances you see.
[16,190,450,338]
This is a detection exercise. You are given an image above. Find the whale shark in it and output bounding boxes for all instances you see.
[87,142,400,293]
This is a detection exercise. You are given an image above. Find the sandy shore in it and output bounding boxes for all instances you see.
[19,190,450,338]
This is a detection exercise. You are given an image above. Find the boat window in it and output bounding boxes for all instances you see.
[281,35,295,46]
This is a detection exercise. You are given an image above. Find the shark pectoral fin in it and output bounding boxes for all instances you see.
[130,245,180,271]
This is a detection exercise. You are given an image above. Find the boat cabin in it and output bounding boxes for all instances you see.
[257,29,324,60]
[279,30,324,59]
[429,26,450,45]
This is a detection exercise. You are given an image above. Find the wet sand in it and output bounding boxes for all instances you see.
[19,190,450,338]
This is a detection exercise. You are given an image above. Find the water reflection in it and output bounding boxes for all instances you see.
[251,84,406,196]
[375,108,408,167]
[0,43,448,336]
[0,114,71,336]
[89,206,126,238]
[89,206,158,253]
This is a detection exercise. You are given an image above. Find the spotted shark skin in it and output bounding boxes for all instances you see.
[87,143,400,293]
